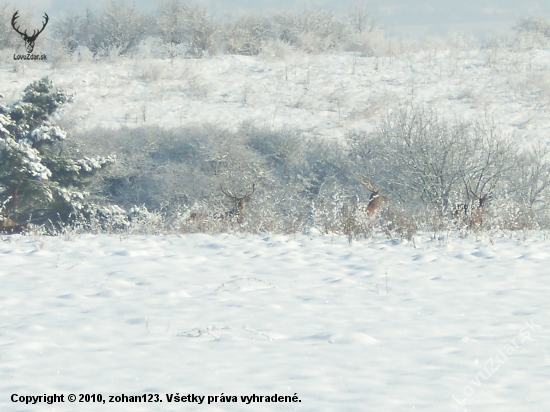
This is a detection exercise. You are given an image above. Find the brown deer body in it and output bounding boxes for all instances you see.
[1,184,27,234]
[469,193,491,226]
[0,218,28,234]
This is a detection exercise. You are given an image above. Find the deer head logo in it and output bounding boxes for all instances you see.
[11,11,49,54]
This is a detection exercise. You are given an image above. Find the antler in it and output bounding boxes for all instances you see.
[220,183,236,199]
[243,182,255,198]
[220,182,255,200]
[357,177,378,192]
[465,180,494,200]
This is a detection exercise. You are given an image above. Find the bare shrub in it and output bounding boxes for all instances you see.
[156,0,187,49]
[503,16,550,51]
[63,114,550,237]
[380,204,420,241]
[0,3,21,50]
[224,14,273,56]
[260,38,295,60]
[156,0,217,58]
[346,27,392,56]
[508,140,550,212]
[347,105,521,231]
[347,3,376,35]
[51,12,87,54]
[275,9,346,53]
[87,0,152,58]
[137,62,165,82]
[515,17,550,38]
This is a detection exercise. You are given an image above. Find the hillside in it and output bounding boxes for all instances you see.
[1,42,550,145]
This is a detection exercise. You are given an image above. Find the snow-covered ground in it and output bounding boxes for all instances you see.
[1,233,548,411]
[1,44,550,145]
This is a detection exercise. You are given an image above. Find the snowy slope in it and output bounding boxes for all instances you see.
[1,46,550,146]
[1,233,548,411]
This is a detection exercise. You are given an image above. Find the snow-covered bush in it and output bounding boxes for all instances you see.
[69,113,550,237]
[6,2,395,59]
[86,0,152,57]
[51,12,88,54]
[0,3,19,50]
[515,17,550,39]
[156,0,217,58]
[156,0,187,48]
[224,14,273,56]
[345,27,396,57]
[51,2,152,58]
[0,78,114,231]
[70,122,353,234]
[347,4,376,35]
[495,16,550,52]
[503,140,550,220]
[274,9,347,53]
[347,104,550,232]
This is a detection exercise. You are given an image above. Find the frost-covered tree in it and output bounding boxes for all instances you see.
[87,0,152,57]
[156,0,217,58]
[0,78,114,231]
[347,105,518,215]
[51,12,88,54]
[515,17,550,38]
[0,3,19,50]
[347,3,375,35]
[156,0,188,59]
[157,0,184,43]
[275,9,346,53]
[224,14,273,56]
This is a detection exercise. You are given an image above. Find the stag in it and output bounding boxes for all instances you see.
[453,182,494,228]
[11,11,49,54]
[218,183,256,221]
[0,186,27,234]
[0,218,28,234]
[357,177,388,217]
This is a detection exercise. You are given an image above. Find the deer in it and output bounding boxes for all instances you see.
[11,11,49,54]
[185,183,256,224]
[1,183,28,234]
[0,218,28,234]
[218,182,256,221]
[357,177,388,218]
[453,182,494,228]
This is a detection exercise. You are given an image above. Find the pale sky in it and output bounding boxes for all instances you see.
[12,0,550,39]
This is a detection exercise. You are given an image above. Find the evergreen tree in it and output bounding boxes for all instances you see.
[0,77,114,232]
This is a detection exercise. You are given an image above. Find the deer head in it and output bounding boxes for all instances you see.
[12,11,49,54]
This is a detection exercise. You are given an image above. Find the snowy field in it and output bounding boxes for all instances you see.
[1,45,550,146]
[1,232,549,411]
